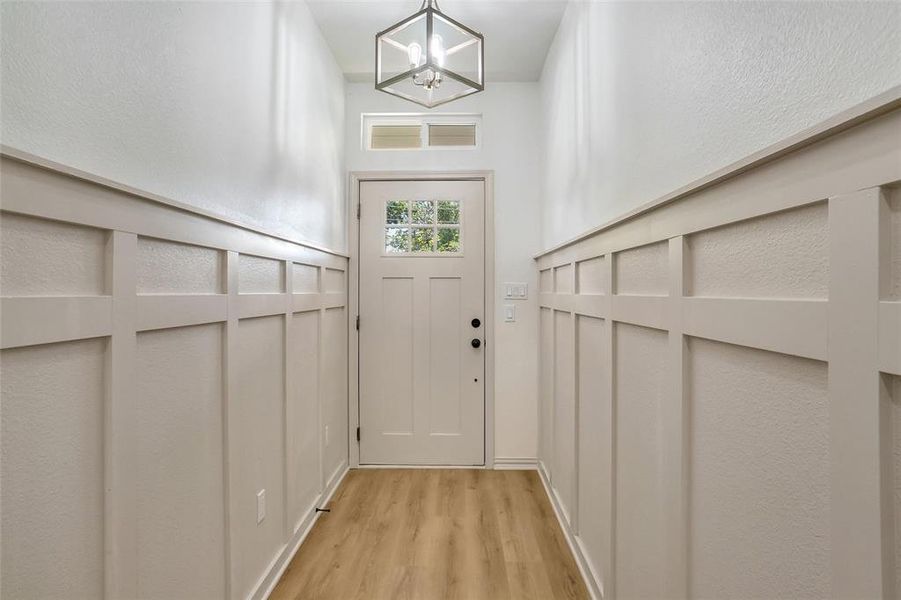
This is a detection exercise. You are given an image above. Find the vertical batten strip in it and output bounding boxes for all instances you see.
[549,300,557,485]
[105,231,138,599]
[569,261,579,532]
[317,266,326,491]
[223,251,239,600]
[603,252,616,599]
[877,192,896,600]
[880,374,896,600]
[827,188,885,598]
[283,261,294,539]
[877,193,893,301]
[664,237,689,599]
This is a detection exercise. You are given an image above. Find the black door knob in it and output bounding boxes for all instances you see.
[471,318,481,328]
[471,338,482,349]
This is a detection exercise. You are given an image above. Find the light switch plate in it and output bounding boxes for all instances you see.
[503,282,528,300]
[504,304,516,322]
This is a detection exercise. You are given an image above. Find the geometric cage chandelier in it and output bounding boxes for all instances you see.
[375,0,484,108]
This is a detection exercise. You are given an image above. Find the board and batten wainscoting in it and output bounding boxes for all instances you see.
[536,88,901,600]
[0,148,349,600]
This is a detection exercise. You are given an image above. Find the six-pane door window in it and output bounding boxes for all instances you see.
[385,199,461,254]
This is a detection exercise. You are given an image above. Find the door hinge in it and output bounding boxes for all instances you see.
[356,427,361,442]
[356,203,361,220]
[355,315,360,331]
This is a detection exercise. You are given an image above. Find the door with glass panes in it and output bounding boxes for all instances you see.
[359,179,485,465]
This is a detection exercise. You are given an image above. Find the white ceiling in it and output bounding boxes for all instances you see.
[306,0,568,82]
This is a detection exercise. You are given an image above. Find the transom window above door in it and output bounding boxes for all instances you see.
[384,199,462,254]
[363,114,481,151]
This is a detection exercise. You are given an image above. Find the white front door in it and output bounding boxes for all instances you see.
[359,179,485,465]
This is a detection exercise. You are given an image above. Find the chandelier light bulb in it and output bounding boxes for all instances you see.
[407,42,422,69]
[430,34,445,68]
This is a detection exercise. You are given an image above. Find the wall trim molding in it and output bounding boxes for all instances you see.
[493,456,538,470]
[0,154,351,599]
[0,145,349,260]
[535,84,901,258]
[536,102,900,598]
[253,462,349,600]
[537,462,602,600]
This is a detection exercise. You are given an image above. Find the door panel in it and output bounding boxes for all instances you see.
[429,277,462,435]
[359,180,485,465]
[380,277,415,434]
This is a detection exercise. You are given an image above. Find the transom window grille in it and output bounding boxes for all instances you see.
[385,199,462,254]
[364,113,481,151]
[370,125,423,149]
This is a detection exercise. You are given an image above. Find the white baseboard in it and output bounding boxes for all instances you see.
[251,461,350,600]
[536,462,604,600]
[493,456,538,470]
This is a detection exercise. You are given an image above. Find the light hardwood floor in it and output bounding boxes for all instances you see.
[270,469,590,600]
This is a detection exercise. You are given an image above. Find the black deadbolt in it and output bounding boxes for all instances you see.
[471,338,482,349]
[471,318,481,328]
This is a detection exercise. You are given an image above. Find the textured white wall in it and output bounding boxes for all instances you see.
[1,338,107,599]
[321,307,349,479]
[540,0,901,248]
[288,311,321,526]
[1,0,346,251]
[575,315,610,585]
[539,308,554,468]
[687,202,829,299]
[345,82,542,462]
[688,338,830,599]
[137,237,224,295]
[614,323,668,599]
[135,324,226,599]
[553,309,576,516]
[239,254,286,294]
[0,213,107,296]
[614,241,668,296]
[233,315,286,599]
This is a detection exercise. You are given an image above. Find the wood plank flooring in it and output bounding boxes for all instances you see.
[270,469,589,600]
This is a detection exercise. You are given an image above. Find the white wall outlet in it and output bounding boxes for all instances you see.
[504,304,516,322]
[325,424,330,447]
[503,282,528,300]
[256,489,266,524]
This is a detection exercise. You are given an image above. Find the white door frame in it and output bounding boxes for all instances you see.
[347,171,495,469]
